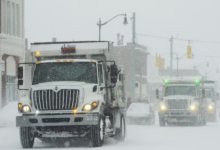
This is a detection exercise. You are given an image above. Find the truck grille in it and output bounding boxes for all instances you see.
[33,89,80,110]
[166,99,189,109]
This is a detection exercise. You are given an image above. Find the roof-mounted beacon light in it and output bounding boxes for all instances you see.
[35,51,40,56]
[61,44,76,54]
[164,79,168,84]
[195,79,200,84]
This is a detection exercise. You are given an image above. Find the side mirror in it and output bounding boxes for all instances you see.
[18,80,23,86]
[18,67,23,79]
[156,89,159,99]
[110,65,118,84]
[202,89,205,98]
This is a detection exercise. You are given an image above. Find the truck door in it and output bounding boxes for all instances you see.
[98,64,106,101]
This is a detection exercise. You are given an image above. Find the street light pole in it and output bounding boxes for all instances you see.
[170,36,173,77]
[175,53,187,77]
[99,19,101,41]
[193,61,209,76]
[132,12,136,101]
[97,14,128,41]
[206,68,219,80]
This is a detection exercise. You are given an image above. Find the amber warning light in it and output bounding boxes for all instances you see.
[61,44,76,54]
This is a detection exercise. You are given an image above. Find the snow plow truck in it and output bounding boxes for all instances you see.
[16,41,126,148]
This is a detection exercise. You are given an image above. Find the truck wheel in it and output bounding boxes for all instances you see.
[91,116,104,147]
[151,116,156,125]
[20,127,35,148]
[202,115,207,126]
[114,116,126,142]
[193,113,202,126]
[159,117,165,127]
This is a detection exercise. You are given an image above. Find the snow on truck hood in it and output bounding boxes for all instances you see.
[33,81,95,87]
[164,95,195,100]
[127,103,150,117]
[31,81,97,95]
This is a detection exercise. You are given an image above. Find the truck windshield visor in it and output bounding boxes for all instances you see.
[32,62,97,85]
[165,86,196,97]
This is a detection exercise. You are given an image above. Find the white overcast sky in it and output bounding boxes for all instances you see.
[25,0,220,81]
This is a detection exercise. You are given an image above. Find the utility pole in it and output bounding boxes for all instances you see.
[99,19,101,41]
[170,36,173,77]
[175,54,187,77]
[177,56,179,77]
[140,67,142,100]
[132,12,136,101]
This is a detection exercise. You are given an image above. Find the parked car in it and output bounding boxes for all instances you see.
[127,103,155,125]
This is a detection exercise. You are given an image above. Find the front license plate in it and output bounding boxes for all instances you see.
[87,115,98,120]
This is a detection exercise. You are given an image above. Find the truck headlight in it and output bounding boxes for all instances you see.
[23,106,30,112]
[208,105,214,110]
[190,105,196,110]
[159,105,166,110]
[82,101,99,111]
[83,104,92,111]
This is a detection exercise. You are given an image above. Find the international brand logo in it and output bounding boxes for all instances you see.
[55,86,58,91]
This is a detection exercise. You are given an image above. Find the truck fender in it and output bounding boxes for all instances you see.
[19,95,31,106]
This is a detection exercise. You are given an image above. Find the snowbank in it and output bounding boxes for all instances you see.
[0,102,18,127]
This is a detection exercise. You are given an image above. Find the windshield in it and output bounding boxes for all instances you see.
[32,62,97,84]
[165,86,196,96]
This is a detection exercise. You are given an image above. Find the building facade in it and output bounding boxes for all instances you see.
[113,43,150,101]
[0,0,25,108]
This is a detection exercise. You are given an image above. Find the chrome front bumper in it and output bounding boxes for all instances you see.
[159,110,199,122]
[16,113,99,127]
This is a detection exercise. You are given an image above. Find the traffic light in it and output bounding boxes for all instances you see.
[158,57,162,68]
[187,46,192,59]
[159,58,164,68]
[156,55,159,67]
[156,55,164,68]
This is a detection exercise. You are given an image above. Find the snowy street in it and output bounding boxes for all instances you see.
[0,102,220,150]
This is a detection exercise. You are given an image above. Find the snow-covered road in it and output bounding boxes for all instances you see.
[1,102,220,150]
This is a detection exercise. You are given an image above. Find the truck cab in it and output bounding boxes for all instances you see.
[16,41,126,148]
[157,78,206,126]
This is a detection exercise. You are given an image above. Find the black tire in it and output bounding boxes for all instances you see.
[91,115,105,147]
[159,117,165,127]
[114,116,126,142]
[20,127,35,148]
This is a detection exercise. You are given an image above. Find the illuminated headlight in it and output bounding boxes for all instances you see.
[159,105,166,110]
[190,105,196,110]
[22,106,30,112]
[208,105,214,110]
[83,104,92,111]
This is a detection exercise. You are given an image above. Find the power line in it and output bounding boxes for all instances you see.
[136,33,170,39]
[153,52,220,58]
[175,52,220,58]
[136,33,220,44]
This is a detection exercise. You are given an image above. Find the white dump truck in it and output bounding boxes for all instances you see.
[16,41,126,148]
[203,80,218,121]
[157,78,207,126]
